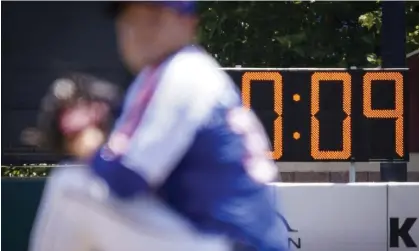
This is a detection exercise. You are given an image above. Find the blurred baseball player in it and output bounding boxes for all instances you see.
[30,1,289,251]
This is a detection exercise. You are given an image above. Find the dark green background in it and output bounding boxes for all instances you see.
[2,179,46,251]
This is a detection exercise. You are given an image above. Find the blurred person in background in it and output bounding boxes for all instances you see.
[23,73,121,160]
[30,1,289,251]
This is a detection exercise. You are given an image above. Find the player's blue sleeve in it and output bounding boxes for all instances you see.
[157,103,288,251]
[90,152,149,198]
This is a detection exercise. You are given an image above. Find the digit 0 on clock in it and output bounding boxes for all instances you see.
[310,72,352,160]
[241,72,283,159]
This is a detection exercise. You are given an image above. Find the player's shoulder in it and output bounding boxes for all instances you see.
[160,46,240,108]
[165,46,235,93]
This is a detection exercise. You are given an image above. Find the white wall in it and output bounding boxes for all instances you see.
[271,183,419,251]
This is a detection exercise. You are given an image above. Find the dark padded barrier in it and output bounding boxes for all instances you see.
[2,179,46,251]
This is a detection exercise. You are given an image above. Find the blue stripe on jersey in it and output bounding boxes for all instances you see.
[157,104,287,251]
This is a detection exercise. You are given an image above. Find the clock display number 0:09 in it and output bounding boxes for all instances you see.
[241,71,404,160]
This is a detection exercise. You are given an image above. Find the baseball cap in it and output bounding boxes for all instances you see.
[156,1,196,15]
[107,1,197,18]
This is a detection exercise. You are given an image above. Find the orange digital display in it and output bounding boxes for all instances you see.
[226,69,408,162]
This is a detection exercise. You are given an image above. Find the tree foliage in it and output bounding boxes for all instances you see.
[197,1,419,67]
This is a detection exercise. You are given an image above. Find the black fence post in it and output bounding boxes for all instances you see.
[380,1,408,182]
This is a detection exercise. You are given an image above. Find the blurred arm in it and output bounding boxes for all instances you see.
[90,66,212,199]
